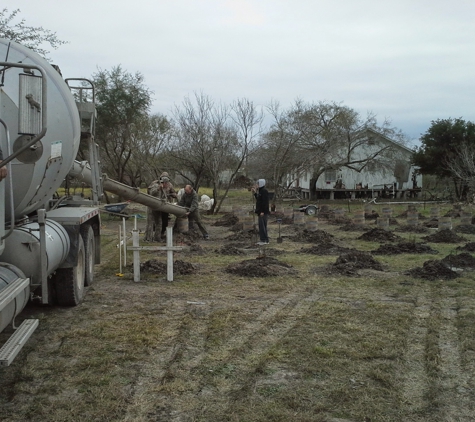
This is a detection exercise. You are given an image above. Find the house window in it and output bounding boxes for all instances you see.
[303,172,307,182]
[325,169,337,182]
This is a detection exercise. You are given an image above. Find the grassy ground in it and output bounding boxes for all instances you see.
[1,195,475,422]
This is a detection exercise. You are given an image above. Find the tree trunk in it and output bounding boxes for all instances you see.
[309,177,318,200]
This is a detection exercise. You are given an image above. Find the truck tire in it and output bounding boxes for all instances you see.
[305,205,318,216]
[55,235,85,306]
[81,224,95,286]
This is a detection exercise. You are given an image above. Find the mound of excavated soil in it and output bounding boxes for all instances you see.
[289,229,334,243]
[372,242,439,255]
[406,260,459,281]
[455,224,475,234]
[175,229,205,245]
[299,243,354,255]
[441,252,475,269]
[141,259,197,275]
[321,251,384,276]
[225,257,297,277]
[395,225,430,234]
[226,231,257,242]
[358,228,402,242]
[384,217,400,225]
[444,209,463,218]
[423,219,439,228]
[188,244,206,255]
[338,223,369,232]
[326,217,351,225]
[365,211,379,220]
[422,229,467,244]
[213,213,239,227]
[396,210,426,219]
[457,242,475,252]
[271,214,294,225]
[216,245,247,255]
[230,223,243,232]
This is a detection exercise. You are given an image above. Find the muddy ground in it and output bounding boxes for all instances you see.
[1,204,475,422]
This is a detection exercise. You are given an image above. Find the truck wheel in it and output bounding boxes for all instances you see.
[55,235,85,306]
[305,205,318,216]
[81,224,95,286]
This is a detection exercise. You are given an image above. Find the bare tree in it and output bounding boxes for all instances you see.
[258,100,405,200]
[124,113,172,187]
[168,93,214,190]
[445,142,475,201]
[248,101,307,198]
[170,93,263,212]
[212,98,263,212]
[0,8,67,59]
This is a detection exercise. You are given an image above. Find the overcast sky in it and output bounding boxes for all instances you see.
[3,0,475,145]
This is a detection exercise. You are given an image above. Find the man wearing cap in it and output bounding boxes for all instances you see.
[147,172,177,240]
[251,179,270,245]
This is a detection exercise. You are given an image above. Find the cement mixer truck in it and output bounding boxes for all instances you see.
[0,38,187,366]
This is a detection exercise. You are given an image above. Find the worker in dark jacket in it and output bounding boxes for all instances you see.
[178,185,209,239]
[252,179,270,244]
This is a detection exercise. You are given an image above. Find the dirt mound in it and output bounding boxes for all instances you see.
[226,231,257,242]
[327,251,384,276]
[326,216,351,225]
[299,243,354,255]
[372,242,439,255]
[230,223,243,232]
[365,211,379,220]
[457,242,475,252]
[358,228,402,242]
[441,252,475,269]
[188,244,206,255]
[444,208,463,218]
[213,213,239,227]
[455,224,475,234]
[175,229,205,245]
[395,225,430,234]
[225,257,297,277]
[216,245,247,255]
[140,259,197,275]
[289,229,334,243]
[406,260,459,281]
[422,229,466,243]
[338,223,369,232]
[396,210,426,219]
[423,219,439,228]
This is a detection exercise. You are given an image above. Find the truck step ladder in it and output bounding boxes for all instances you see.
[0,277,38,366]
[0,319,39,366]
[0,277,30,312]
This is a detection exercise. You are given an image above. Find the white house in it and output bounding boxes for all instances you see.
[287,128,422,200]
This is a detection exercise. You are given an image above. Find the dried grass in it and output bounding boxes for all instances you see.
[1,202,475,421]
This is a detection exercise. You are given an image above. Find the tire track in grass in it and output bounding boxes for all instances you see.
[436,296,472,421]
[400,293,431,417]
[188,288,322,421]
[122,290,305,421]
[122,298,208,421]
